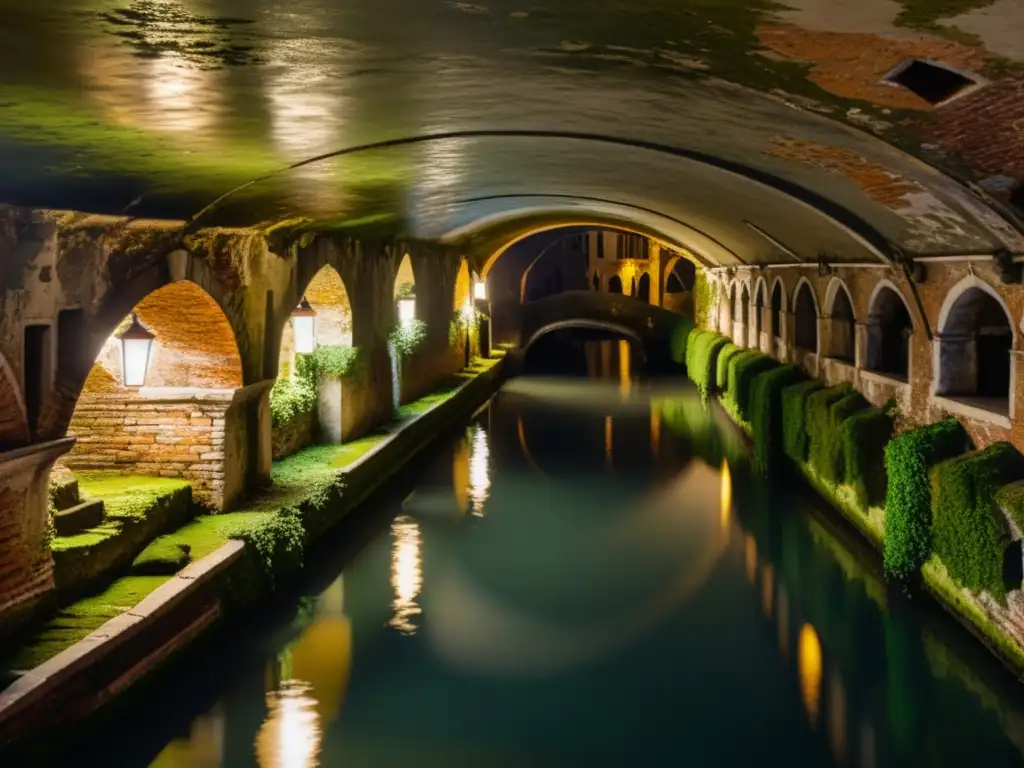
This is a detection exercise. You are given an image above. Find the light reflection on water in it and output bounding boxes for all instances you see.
[468,425,491,516]
[255,681,322,768]
[388,516,423,635]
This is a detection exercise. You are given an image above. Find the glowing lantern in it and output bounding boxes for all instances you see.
[291,296,317,354]
[473,278,486,301]
[118,314,155,387]
[397,296,416,327]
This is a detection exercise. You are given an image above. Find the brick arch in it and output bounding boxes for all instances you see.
[792,277,820,354]
[0,353,28,451]
[937,275,1017,344]
[823,277,856,320]
[754,277,768,308]
[770,276,788,313]
[82,280,244,394]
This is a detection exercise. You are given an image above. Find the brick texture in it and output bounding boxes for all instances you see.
[0,356,28,451]
[0,486,53,623]
[306,265,353,346]
[64,395,233,509]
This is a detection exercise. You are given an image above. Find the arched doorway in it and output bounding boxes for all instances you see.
[937,281,1013,411]
[637,273,651,303]
[866,285,912,379]
[738,284,750,345]
[771,280,783,347]
[64,280,244,510]
[794,282,818,354]
[608,275,623,294]
[827,283,855,364]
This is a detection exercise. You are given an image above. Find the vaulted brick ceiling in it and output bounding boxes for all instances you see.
[1,0,1022,265]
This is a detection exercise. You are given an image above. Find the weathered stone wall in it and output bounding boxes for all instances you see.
[709,259,1024,450]
[64,395,232,509]
[271,408,316,461]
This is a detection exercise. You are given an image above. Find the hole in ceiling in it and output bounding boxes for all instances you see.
[885,60,978,105]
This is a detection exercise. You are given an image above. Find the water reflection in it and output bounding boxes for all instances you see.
[389,516,423,635]
[255,681,322,768]
[799,623,823,728]
[720,458,732,531]
[619,339,631,401]
[468,424,491,516]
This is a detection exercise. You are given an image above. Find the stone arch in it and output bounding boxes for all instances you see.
[64,280,245,509]
[664,256,696,295]
[771,277,785,343]
[865,280,914,378]
[739,282,750,345]
[936,275,1014,403]
[793,278,819,354]
[0,352,29,451]
[823,278,855,363]
[279,262,354,378]
[637,273,651,303]
[523,320,647,363]
[394,252,417,301]
[608,275,623,294]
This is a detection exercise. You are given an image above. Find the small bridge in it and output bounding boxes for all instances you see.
[519,291,692,368]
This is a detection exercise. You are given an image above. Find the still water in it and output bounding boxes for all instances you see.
[67,336,1024,766]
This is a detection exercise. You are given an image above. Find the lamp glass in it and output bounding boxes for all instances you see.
[398,297,416,327]
[473,280,486,301]
[292,315,316,354]
[122,337,153,387]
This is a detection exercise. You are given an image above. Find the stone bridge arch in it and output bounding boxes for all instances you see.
[519,290,690,367]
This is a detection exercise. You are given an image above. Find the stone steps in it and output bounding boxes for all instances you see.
[53,499,105,537]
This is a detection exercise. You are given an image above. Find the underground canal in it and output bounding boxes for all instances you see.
[26,332,1024,767]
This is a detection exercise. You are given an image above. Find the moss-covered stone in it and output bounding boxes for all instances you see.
[130,537,192,576]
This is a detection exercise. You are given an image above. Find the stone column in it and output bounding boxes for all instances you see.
[760,302,772,355]
[404,249,463,404]
[0,437,73,640]
[336,240,401,430]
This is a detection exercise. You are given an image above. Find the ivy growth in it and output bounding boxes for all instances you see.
[389,318,428,359]
[270,347,363,429]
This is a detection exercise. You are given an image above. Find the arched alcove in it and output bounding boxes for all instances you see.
[793,281,818,354]
[825,280,855,364]
[739,283,750,345]
[754,280,766,350]
[771,279,784,343]
[865,283,913,379]
[608,275,623,294]
[937,279,1013,409]
[64,280,245,509]
[637,273,651,303]
[394,253,417,310]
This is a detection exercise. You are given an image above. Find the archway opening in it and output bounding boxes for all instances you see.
[608,275,623,294]
[637,273,651,304]
[739,284,750,345]
[754,282,765,350]
[828,286,855,364]
[938,286,1012,410]
[866,287,912,379]
[523,326,644,386]
[794,283,818,354]
[64,280,244,511]
[275,264,355,459]
[771,281,783,344]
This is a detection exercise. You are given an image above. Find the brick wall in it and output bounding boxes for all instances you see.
[0,485,53,630]
[0,356,28,451]
[64,394,233,509]
[306,266,353,346]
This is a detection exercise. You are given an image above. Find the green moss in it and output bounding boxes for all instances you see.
[726,350,777,421]
[397,386,460,419]
[812,391,867,484]
[131,536,191,576]
[750,364,805,476]
[996,481,1024,533]
[932,442,1024,603]
[684,329,729,399]
[842,407,894,509]
[668,315,696,366]
[805,385,856,480]
[883,419,970,581]
[715,343,743,392]
[781,379,825,464]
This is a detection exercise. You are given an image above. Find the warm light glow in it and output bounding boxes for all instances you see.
[255,681,322,768]
[799,624,823,728]
[389,516,422,635]
[744,534,757,585]
[619,339,631,401]
[761,564,774,618]
[292,315,316,355]
[461,297,475,323]
[398,297,416,327]
[720,459,732,531]
[468,425,491,516]
[473,279,487,301]
[118,314,155,387]
[605,416,613,468]
[453,439,470,513]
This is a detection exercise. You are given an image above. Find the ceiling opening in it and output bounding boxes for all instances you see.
[885,59,979,105]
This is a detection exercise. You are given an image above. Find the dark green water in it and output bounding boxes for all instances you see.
[59,340,1024,766]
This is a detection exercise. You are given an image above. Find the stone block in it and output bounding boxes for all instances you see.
[53,499,105,536]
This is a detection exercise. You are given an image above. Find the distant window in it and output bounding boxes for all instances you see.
[885,60,977,105]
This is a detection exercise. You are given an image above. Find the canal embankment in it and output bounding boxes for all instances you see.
[682,328,1024,679]
[0,355,505,750]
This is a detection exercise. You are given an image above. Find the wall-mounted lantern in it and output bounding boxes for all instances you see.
[473,278,487,301]
[118,314,155,387]
[292,296,317,354]
[398,295,416,327]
